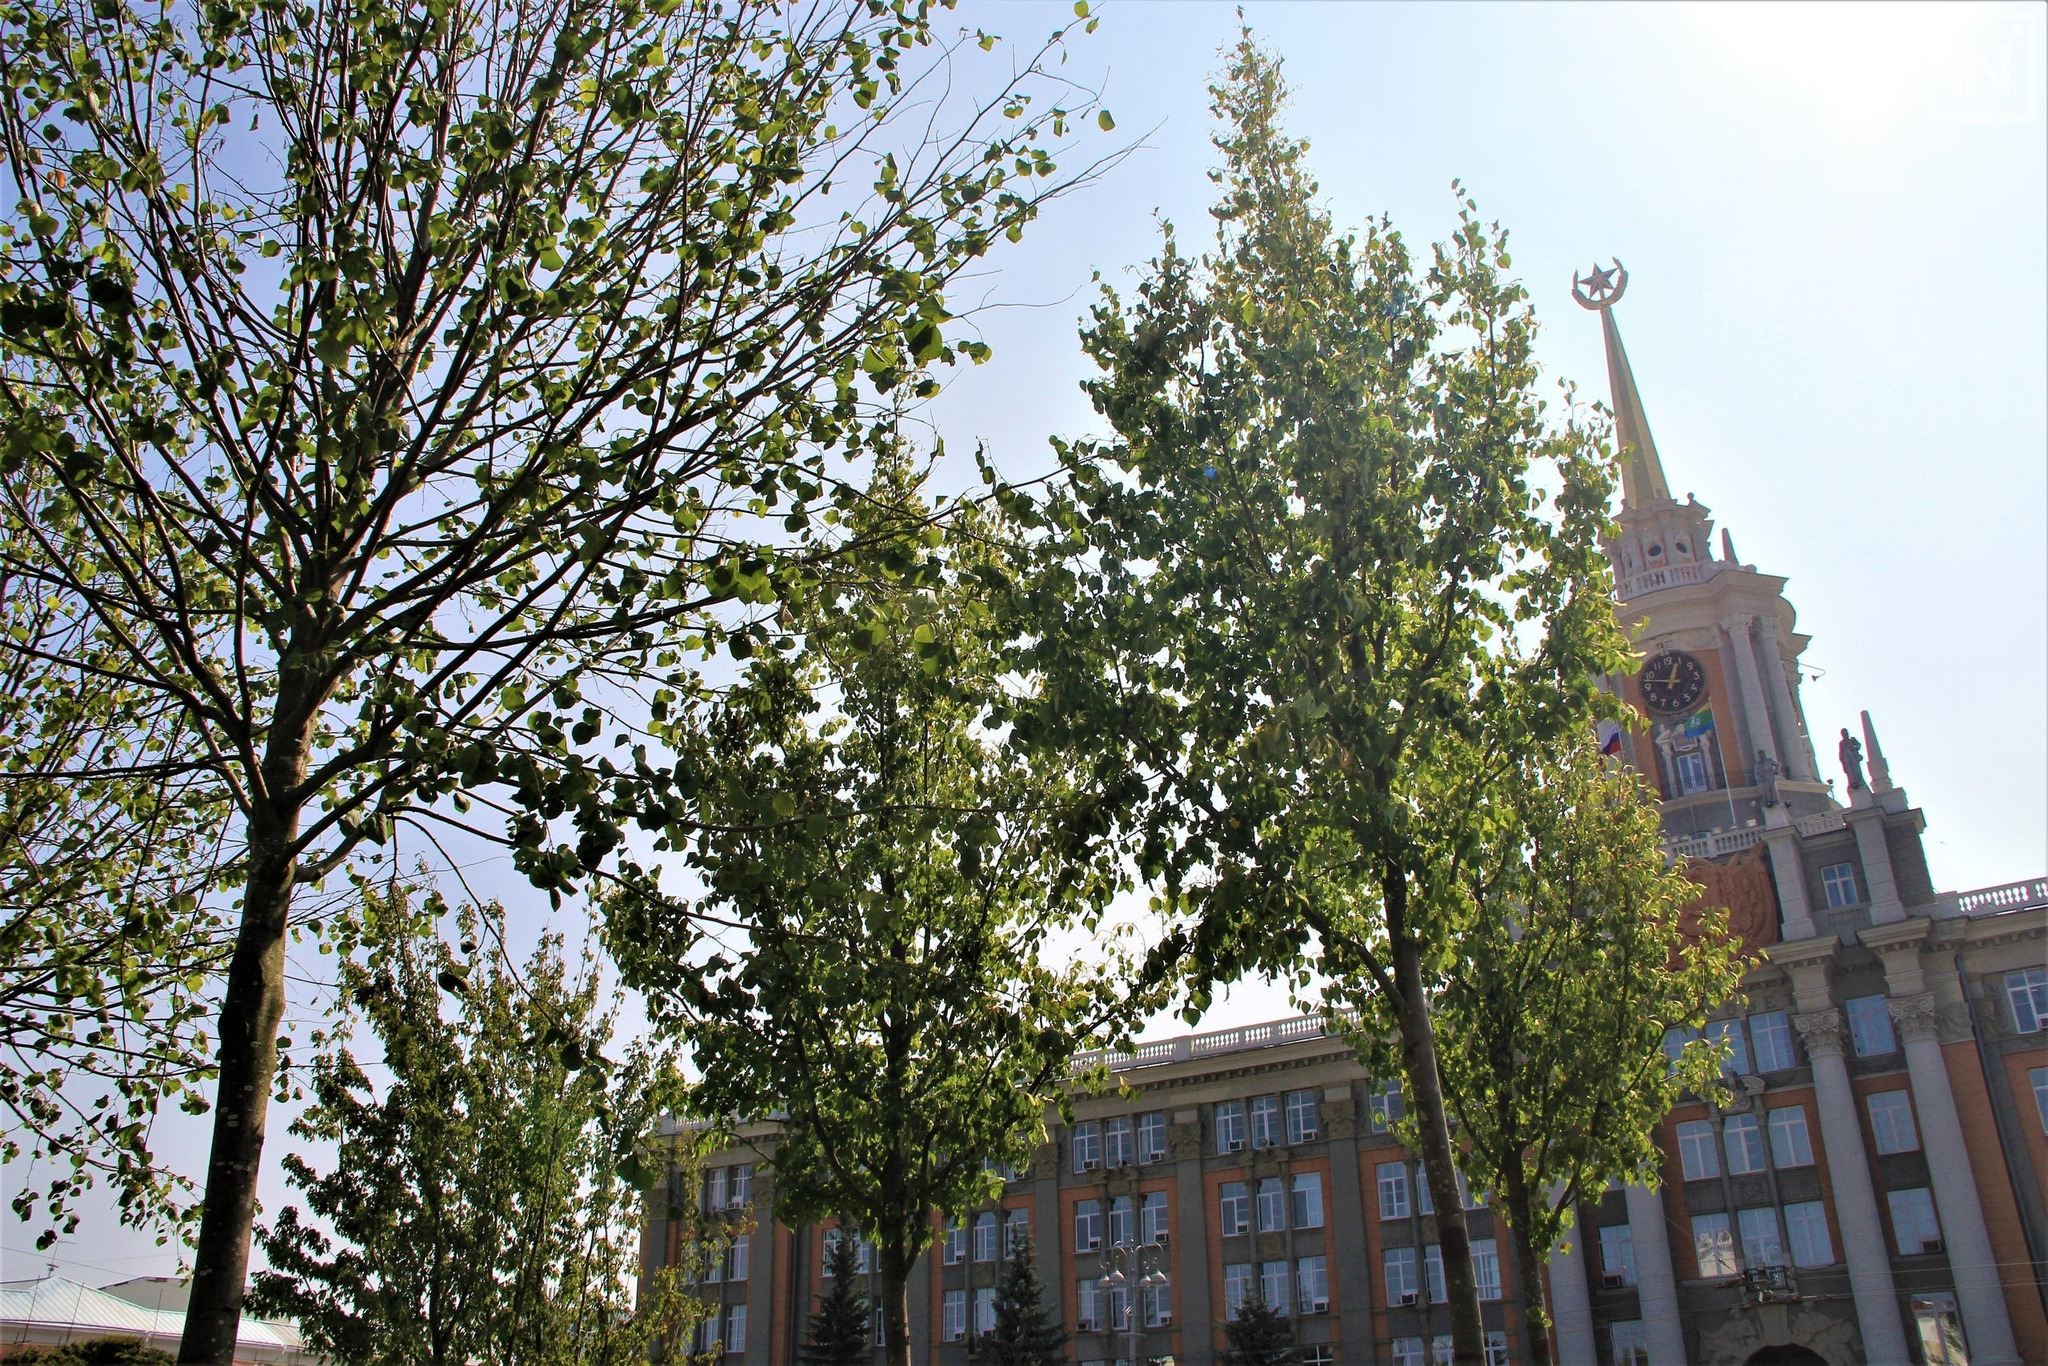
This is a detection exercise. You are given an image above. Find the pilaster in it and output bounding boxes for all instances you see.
[1763,829,1818,941]
[1170,1111,1213,1366]
[1623,1183,1688,1366]
[1847,807,1907,924]
[1726,615,1782,774]
[1322,1088,1377,1366]
[1759,619,1813,779]
[1547,1212,1597,1366]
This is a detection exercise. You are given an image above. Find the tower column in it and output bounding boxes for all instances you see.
[1847,807,1907,923]
[1623,1183,1688,1366]
[1758,620,1813,779]
[1762,827,1817,939]
[1547,1210,1597,1366]
[1726,615,1782,775]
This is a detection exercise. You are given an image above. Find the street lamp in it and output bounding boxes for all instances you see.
[1097,1241,1170,1366]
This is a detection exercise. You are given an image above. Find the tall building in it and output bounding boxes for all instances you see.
[643,267,2048,1366]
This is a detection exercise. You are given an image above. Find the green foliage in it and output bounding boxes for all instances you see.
[984,1232,1065,1366]
[1222,1296,1294,1366]
[4,1337,175,1366]
[247,892,707,1366]
[801,1232,872,1366]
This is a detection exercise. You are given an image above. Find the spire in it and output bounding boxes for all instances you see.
[1572,259,1674,510]
[1861,710,1893,792]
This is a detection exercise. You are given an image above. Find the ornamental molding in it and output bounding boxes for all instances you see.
[1792,1009,1847,1059]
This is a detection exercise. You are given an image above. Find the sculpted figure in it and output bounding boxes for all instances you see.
[1755,750,1782,808]
[1838,728,1865,791]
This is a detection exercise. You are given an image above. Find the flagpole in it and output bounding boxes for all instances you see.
[1710,725,1738,830]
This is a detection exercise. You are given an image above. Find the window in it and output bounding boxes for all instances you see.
[1216,1101,1247,1153]
[1286,1089,1321,1144]
[1251,1095,1282,1149]
[2032,1067,2048,1133]
[1768,1106,1814,1168]
[1455,1168,1487,1209]
[1369,1080,1404,1132]
[1384,1247,1419,1305]
[2008,968,2048,1034]
[1377,1161,1412,1219]
[820,1226,841,1275]
[730,1165,752,1207]
[1291,1173,1324,1229]
[974,1212,999,1262]
[942,1217,964,1265]
[1738,1206,1783,1267]
[974,1288,997,1336]
[943,1290,967,1341]
[872,1297,886,1348]
[1723,1114,1766,1174]
[1692,1212,1738,1277]
[1785,1200,1833,1267]
[1223,1263,1252,1320]
[1432,1341,1456,1366]
[1259,1260,1290,1315]
[1847,995,1897,1056]
[1599,1224,1637,1286]
[1888,1187,1943,1254]
[1677,1119,1720,1180]
[695,1315,720,1356]
[1301,1349,1336,1366]
[1105,1116,1134,1169]
[1139,1111,1168,1163]
[1074,1200,1102,1253]
[1867,1090,1919,1154]
[1705,1018,1750,1076]
[1004,1208,1030,1256]
[1750,1011,1796,1072]
[1675,751,1709,795]
[1820,861,1859,908]
[1662,1026,1698,1067]
[1424,1245,1447,1304]
[1142,1275,1171,1328]
[702,1240,723,1283]
[984,1156,1023,1183]
[1485,1332,1510,1366]
[1108,1196,1134,1247]
[704,1166,728,1211]
[726,1233,751,1282]
[1472,1238,1501,1301]
[1075,1278,1103,1332]
[1609,1320,1650,1366]
[1106,1283,1130,1331]
[1392,1340,1425,1366]
[1072,1121,1103,1172]
[1256,1178,1285,1233]
[1142,1192,1169,1245]
[1219,1182,1249,1235]
[1911,1293,1971,1366]
[724,1305,747,1355]
[1415,1162,1435,1215]
[1296,1256,1329,1313]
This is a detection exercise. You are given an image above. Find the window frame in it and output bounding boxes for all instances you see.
[1250,1094,1282,1150]
[1867,1089,1920,1155]
[1377,1161,1411,1220]
[1138,1111,1169,1163]
[1073,1200,1102,1253]
[1219,1181,1249,1236]
[1599,1223,1637,1286]
[1291,1171,1324,1229]
[1722,1113,1766,1174]
[1737,1205,1784,1268]
[1767,1105,1814,1168]
[1676,1119,1721,1181]
[2007,967,2048,1034]
[942,1289,967,1342]
[1820,860,1859,908]
[1104,1115,1134,1169]
[1784,1199,1834,1268]
[1749,1011,1796,1072]
[1887,1186,1943,1255]
[1072,1120,1103,1172]
[1255,1177,1286,1233]
[1383,1246,1419,1305]
[1846,995,1898,1057]
[1141,1191,1170,1246]
[1295,1255,1330,1313]
[1692,1211,1738,1278]
[1285,1088,1320,1144]
[1216,1101,1247,1153]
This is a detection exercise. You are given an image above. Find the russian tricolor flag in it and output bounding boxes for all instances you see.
[1597,720,1625,756]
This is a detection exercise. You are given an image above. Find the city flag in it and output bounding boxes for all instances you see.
[1597,719,1625,755]
[1685,707,1716,737]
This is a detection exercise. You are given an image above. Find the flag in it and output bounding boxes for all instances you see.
[1597,719,1625,756]
[1685,707,1716,738]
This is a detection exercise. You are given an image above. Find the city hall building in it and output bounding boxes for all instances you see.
[641,272,2048,1366]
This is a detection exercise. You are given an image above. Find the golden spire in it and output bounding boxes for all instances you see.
[1573,260,1673,510]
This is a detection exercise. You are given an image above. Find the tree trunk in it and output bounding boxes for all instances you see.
[1387,864,1487,1366]
[879,1240,913,1366]
[179,714,313,1365]
[1499,1167,1553,1366]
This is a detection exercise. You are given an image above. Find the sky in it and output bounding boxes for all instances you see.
[8,0,2044,1289]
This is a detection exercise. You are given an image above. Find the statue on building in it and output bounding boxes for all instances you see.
[1754,750,1782,808]
[1837,727,1865,791]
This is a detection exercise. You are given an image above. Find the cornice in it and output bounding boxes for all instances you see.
[1764,934,1843,971]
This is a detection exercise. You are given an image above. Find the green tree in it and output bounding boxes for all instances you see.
[610,456,1142,1366]
[247,893,711,1366]
[4,1339,175,1366]
[1425,738,1747,1365]
[1222,1295,1293,1366]
[985,1232,1065,1366]
[1014,34,1627,1365]
[801,1231,872,1366]
[0,0,1115,1353]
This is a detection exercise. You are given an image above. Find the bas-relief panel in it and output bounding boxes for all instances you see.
[1683,844,1781,956]
[1693,1299,1863,1366]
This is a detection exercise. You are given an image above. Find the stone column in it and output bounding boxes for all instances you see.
[1846,808,1907,924]
[1322,1089,1378,1366]
[1170,1112,1214,1366]
[1726,616,1782,773]
[1622,1184,1687,1366]
[1792,1008,1912,1365]
[1761,827,1817,940]
[1757,619,1812,779]
[1547,1210,1597,1366]
[1889,994,2023,1365]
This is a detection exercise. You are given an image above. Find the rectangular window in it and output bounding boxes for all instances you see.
[942,1217,964,1265]
[1749,1011,1796,1072]
[1072,1121,1103,1172]
[2009,967,2048,1034]
[1219,1182,1249,1236]
[974,1212,999,1262]
[1599,1224,1637,1286]
[1105,1116,1134,1169]
[730,1165,753,1207]
[1867,1090,1919,1154]
[1723,1113,1767,1174]
[1369,1080,1404,1133]
[727,1233,751,1282]
[1675,751,1709,795]
[1455,1168,1487,1209]
[974,1288,997,1337]
[1073,1200,1102,1253]
[1485,1332,1510,1366]
[1415,1162,1435,1216]
[1139,1111,1169,1163]
[1223,1263,1252,1321]
[1847,995,1897,1056]
[1738,1206,1783,1267]
[1107,1284,1130,1332]
[1251,1095,1282,1149]
[1768,1106,1814,1168]
[1075,1278,1103,1332]
[1259,1260,1290,1315]
[1432,1340,1456,1366]
[1383,1247,1419,1305]
[1256,1178,1285,1233]
[1677,1119,1720,1180]
[704,1166,728,1212]
[1911,1293,1971,1366]
[1424,1245,1447,1304]
[1693,1212,1738,1277]
[1785,1200,1834,1268]
[1609,1320,1650,1366]
[1108,1195,1134,1247]
[1888,1186,1943,1254]
[1142,1191,1169,1245]
[725,1305,747,1355]
[1662,1026,1698,1067]
[1392,1339,1425,1366]
[1378,1161,1412,1219]
[1291,1173,1324,1229]
[1004,1208,1030,1256]
[1472,1238,1500,1301]
[1143,1275,1172,1328]
[703,1241,723,1283]
[2031,1066,2048,1134]
[820,1226,841,1275]
[943,1289,966,1342]
[1820,861,1859,908]
[873,1297,887,1348]
[1216,1101,1247,1153]
[1301,1349,1336,1366]
[695,1316,719,1356]
[1286,1089,1320,1144]
[1296,1256,1329,1313]
[1705,1018,1751,1076]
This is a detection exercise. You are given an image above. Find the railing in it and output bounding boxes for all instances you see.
[1795,810,1846,837]
[1615,561,1713,599]
[1074,1010,1355,1075]
[1665,826,1765,861]
[1953,877,2048,914]
[1741,1265,1799,1305]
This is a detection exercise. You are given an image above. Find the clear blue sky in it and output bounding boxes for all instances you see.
[9,0,2042,1287]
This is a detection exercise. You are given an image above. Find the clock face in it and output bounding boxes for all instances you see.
[1639,650,1707,715]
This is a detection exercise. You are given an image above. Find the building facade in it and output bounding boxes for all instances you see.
[643,271,2048,1366]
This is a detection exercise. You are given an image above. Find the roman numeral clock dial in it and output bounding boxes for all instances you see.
[1639,649,1707,715]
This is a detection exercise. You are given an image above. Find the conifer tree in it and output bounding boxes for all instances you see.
[802,1233,872,1366]
[1223,1296,1294,1366]
[985,1233,1065,1366]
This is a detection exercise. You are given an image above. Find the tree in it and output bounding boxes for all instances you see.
[609,455,1143,1366]
[1222,1296,1293,1366]
[1013,34,1627,1365]
[247,893,710,1366]
[985,1232,1065,1366]
[801,1231,872,1366]
[5,1339,175,1366]
[1425,738,1747,1365]
[0,0,1117,1353]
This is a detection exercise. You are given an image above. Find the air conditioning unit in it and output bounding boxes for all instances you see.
[1226,1140,1245,1153]
[1082,1158,1100,1171]
[1602,1273,1626,1289]
[1400,1293,1418,1307]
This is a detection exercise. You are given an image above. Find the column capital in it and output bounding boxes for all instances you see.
[1766,933,1840,1011]
[1887,992,1942,1045]
[1793,1007,1848,1059]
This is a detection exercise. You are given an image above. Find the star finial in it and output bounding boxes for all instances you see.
[1572,258,1628,310]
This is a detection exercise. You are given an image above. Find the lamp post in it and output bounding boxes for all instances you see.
[1097,1240,1170,1366]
